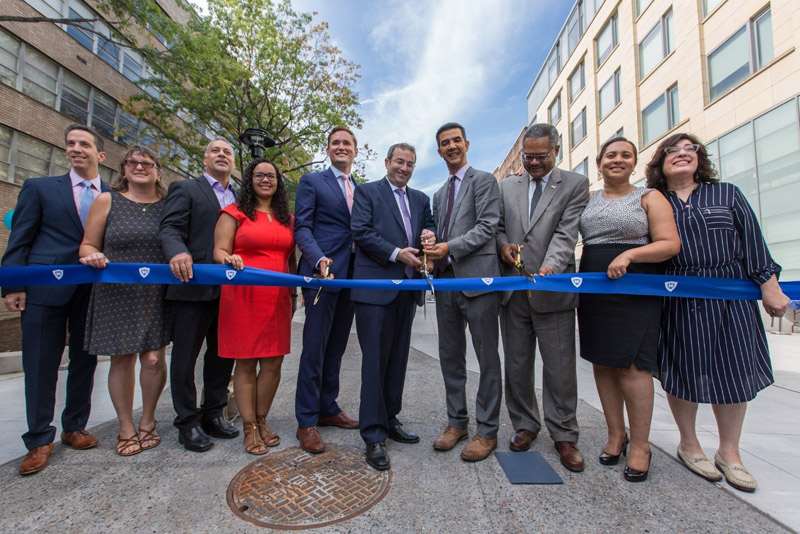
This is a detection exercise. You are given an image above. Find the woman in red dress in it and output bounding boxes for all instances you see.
[213,158,296,455]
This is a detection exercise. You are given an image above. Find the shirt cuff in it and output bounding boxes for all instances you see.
[389,248,400,262]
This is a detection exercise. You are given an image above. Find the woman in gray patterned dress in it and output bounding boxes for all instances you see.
[80,146,172,457]
[578,138,680,482]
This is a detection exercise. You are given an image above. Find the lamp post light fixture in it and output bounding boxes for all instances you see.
[239,127,276,159]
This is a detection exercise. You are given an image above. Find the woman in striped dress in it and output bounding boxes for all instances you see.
[645,133,789,492]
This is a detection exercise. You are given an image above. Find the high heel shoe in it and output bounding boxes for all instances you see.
[599,435,628,466]
[624,451,652,482]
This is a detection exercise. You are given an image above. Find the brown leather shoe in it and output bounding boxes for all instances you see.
[461,435,498,462]
[555,441,585,472]
[61,430,99,450]
[297,427,325,454]
[317,411,359,429]
[19,444,54,476]
[433,425,469,451]
[509,429,537,452]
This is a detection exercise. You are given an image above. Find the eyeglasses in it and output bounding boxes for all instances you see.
[253,172,278,182]
[520,148,556,162]
[124,159,157,170]
[664,144,700,156]
[391,158,415,169]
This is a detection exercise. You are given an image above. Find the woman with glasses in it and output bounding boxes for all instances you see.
[213,158,296,455]
[578,137,680,482]
[645,133,789,492]
[80,146,173,456]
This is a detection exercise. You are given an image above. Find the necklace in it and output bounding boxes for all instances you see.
[126,196,157,212]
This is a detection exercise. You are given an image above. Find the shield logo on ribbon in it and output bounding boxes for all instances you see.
[482,278,493,285]
[139,267,150,278]
[392,280,403,285]
[226,270,237,280]
[303,277,312,283]
[52,269,63,280]
[665,281,678,292]
[571,277,582,288]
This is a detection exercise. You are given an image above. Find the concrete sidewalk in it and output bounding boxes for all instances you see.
[0,306,797,533]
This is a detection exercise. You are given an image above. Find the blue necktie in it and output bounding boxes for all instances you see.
[79,181,94,227]
[394,189,415,279]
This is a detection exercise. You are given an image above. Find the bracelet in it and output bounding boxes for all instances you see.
[290,293,298,297]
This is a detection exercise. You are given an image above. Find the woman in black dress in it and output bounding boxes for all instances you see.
[646,133,789,492]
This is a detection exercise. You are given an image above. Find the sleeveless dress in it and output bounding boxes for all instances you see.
[84,192,173,355]
[217,205,295,359]
[578,187,661,371]
[658,182,779,403]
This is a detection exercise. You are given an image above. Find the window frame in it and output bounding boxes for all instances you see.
[595,12,618,68]
[568,61,585,103]
[598,68,621,120]
[549,94,562,124]
[639,8,673,79]
[571,107,588,147]
[641,83,679,146]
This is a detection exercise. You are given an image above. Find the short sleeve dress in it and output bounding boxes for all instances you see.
[84,192,173,355]
[217,205,295,359]
[578,187,662,371]
[658,182,780,404]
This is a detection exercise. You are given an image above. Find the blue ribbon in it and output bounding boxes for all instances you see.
[1,264,798,300]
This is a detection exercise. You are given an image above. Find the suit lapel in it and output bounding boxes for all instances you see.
[323,168,349,213]
[380,178,406,235]
[447,166,472,235]
[516,174,530,235]
[56,174,84,234]
[196,175,222,210]
[527,168,562,232]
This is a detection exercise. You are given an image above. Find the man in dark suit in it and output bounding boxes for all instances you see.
[159,138,240,452]
[293,126,360,453]
[350,142,436,470]
[2,125,108,475]
[424,122,503,463]
[497,123,590,472]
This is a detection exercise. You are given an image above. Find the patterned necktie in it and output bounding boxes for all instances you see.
[394,189,415,279]
[342,173,354,213]
[529,179,543,222]
[436,175,457,273]
[79,181,94,227]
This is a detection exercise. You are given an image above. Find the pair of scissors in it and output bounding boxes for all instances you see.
[513,244,535,298]
[420,239,435,318]
[312,261,332,305]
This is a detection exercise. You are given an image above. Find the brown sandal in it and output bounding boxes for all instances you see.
[116,434,142,457]
[243,421,267,455]
[256,415,281,447]
[138,421,161,450]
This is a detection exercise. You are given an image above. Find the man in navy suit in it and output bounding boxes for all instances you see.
[2,125,109,475]
[294,126,360,453]
[350,143,436,470]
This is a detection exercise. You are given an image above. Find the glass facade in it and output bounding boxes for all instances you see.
[642,84,679,146]
[598,68,620,120]
[639,9,673,79]
[596,13,618,67]
[569,61,585,103]
[571,108,587,146]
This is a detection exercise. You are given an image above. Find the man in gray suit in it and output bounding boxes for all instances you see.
[497,123,589,472]
[424,122,502,462]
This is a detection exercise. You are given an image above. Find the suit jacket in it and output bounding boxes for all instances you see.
[1,174,110,306]
[294,167,357,288]
[432,166,501,296]
[160,176,231,302]
[350,177,436,306]
[496,167,589,312]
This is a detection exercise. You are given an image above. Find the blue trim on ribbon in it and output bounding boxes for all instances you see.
[2,264,799,300]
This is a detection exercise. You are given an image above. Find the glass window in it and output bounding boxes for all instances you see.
[637,0,654,15]
[567,4,584,55]
[0,29,20,88]
[14,132,53,184]
[549,95,561,124]
[59,70,90,124]
[639,9,673,79]
[598,68,620,120]
[117,109,140,146]
[66,7,95,51]
[91,90,117,139]
[96,32,120,69]
[718,124,757,207]
[22,47,59,107]
[547,46,560,87]
[573,158,588,176]
[571,108,587,146]
[596,13,618,67]
[754,9,774,70]
[122,51,143,82]
[569,61,585,103]
[703,0,724,17]
[642,84,679,145]
[141,64,161,99]
[556,134,564,164]
[27,0,63,18]
[0,124,11,182]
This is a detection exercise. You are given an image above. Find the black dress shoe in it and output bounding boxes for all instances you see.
[388,424,420,444]
[201,416,240,439]
[624,451,652,482]
[599,435,629,466]
[179,426,213,452]
[366,442,390,471]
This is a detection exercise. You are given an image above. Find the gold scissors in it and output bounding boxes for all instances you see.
[513,244,535,298]
[420,239,435,318]
[313,261,331,305]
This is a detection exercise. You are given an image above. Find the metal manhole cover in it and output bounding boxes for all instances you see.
[227,444,392,529]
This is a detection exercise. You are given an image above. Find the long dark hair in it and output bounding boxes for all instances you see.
[645,132,718,192]
[238,158,291,226]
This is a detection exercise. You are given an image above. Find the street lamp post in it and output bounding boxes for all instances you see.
[239,127,276,158]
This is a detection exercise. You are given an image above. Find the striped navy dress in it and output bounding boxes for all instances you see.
[658,182,781,404]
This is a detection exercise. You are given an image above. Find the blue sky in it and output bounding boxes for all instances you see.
[196,1,573,195]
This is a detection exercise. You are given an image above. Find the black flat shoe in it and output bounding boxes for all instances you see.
[624,451,652,482]
[201,416,240,439]
[388,424,420,444]
[599,435,629,466]
[179,426,213,452]
[366,441,390,471]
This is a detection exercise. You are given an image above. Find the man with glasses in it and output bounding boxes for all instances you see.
[2,124,109,475]
[496,123,589,471]
[160,138,240,452]
[350,143,436,470]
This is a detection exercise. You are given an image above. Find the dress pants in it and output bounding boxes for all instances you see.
[20,285,97,450]
[500,291,579,442]
[169,299,234,430]
[295,285,355,429]
[356,291,416,444]
[435,281,502,440]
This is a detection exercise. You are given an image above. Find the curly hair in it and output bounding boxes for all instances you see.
[113,145,166,198]
[645,132,718,192]
[237,158,291,226]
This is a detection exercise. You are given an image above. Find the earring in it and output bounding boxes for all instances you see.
[631,170,636,176]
